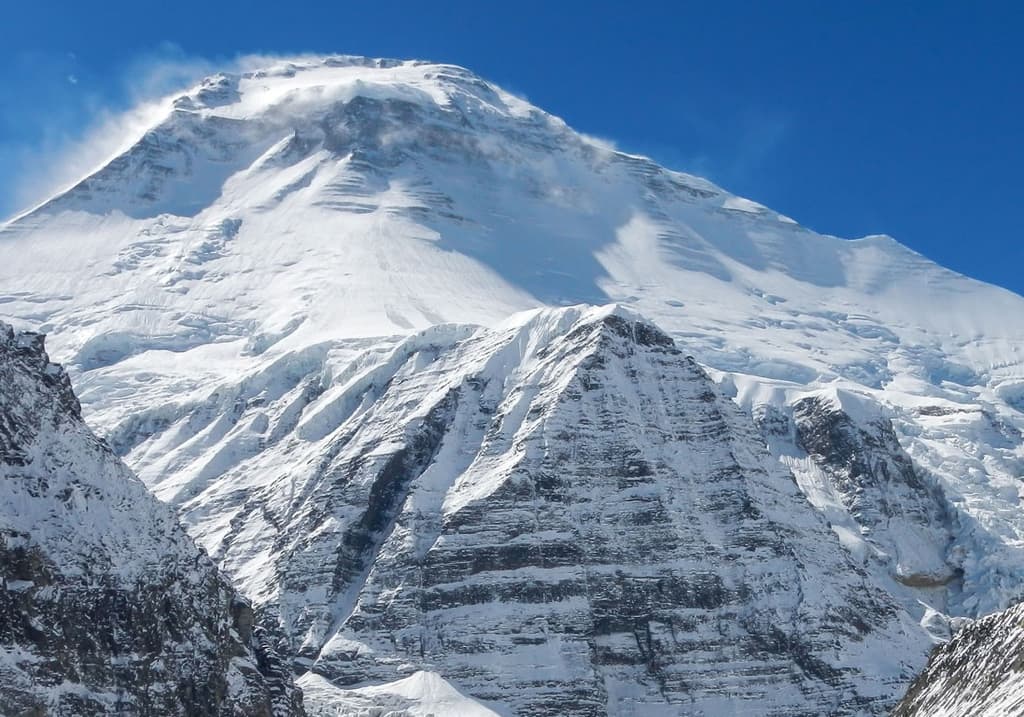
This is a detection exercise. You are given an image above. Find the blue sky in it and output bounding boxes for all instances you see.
[2,1,1021,294]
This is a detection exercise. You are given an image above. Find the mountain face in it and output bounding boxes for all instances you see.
[0,323,304,717]
[1,55,1023,714]
[112,304,924,715]
[892,602,1024,716]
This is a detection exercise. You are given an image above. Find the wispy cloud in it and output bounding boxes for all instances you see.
[611,105,794,194]
[577,132,619,153]
[1,46,795,222]
[727,107,792,184]
[1,43,218,221]
[0,46,369,221]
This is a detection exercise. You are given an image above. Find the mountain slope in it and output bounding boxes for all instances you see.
[0,323,304,717]
[892,603,1024,716]
[2,55,1023,714]
[97,305,924,715]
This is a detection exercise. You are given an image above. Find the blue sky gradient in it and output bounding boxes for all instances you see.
[2,1,1021,294]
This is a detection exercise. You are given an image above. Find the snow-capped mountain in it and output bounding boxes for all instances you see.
[0,322,305,716]
[2,55,1023,714]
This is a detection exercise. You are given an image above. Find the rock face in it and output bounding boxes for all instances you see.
[752,395,960,607]
[791,396,957,588]
[0,324,304,717]
[112,305,924,715]
[892,603,1024,717]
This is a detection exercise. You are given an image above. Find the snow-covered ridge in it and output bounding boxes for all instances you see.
[893,601,1024,716]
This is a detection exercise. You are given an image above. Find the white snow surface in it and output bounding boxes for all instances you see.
[298,670,506,717]
[1,55,1023,713]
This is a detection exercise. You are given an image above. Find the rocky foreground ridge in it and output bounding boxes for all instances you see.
[892,601,1024,717]
[0,323,304,716]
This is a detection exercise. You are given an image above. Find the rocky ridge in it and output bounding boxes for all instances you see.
[0,323,304,716]
[892,601,1024,716]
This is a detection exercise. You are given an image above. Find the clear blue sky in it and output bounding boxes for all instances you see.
[2,1,1021,295]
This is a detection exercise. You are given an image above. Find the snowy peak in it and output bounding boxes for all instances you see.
[15,56,557,221]
[8,54,1020,359]
[175,56,542,120]
[3,53,1024,716]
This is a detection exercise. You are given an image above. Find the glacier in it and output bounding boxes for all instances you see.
[2,55,1023,715]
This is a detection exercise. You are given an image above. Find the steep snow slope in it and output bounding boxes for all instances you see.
[0,323,305,716]
[892,602,1024,716]
[298,670,504,717]
[1,55,1022,712]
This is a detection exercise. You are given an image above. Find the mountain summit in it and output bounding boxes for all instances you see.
[2,56,1023,715]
